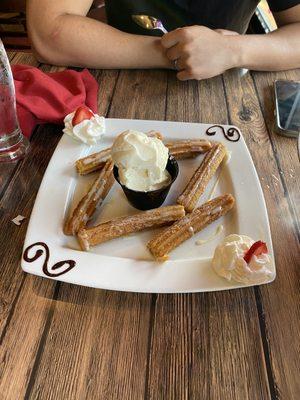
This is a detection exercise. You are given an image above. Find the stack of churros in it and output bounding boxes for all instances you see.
[65,129,235,261]
[145,142,233,260]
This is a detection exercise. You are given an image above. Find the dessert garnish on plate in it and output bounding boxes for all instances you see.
[111,130,180,210]
[111,130,172,192]
[63,105,105,145]
[211,234,274,284]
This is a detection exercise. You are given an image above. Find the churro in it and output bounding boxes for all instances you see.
[75,147,111,176]
[147,130,163,140]
[76,138,212,175]
[64,160,114,235]
[177,143,226,212]
[148,194,235,260]
[78,205,185,250]
[166,139,212,160]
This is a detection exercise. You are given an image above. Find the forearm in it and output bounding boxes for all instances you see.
[234,23,300,71]
[29,13,170,69]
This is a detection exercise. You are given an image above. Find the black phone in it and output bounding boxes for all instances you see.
[274,80,300,138]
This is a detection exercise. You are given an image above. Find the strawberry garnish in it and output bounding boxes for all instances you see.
[72,106,94,126]
[244,241,268,264]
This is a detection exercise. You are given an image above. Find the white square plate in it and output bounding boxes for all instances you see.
[21,119,275,293]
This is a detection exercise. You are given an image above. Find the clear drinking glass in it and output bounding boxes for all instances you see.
[0,39,29,162]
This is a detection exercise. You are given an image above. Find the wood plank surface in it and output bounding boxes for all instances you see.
[223,68,300,400]
[166,72,228,124]
[146,71,270,400]
[108,69,168,120]
[27,288,152,400]
[252,69,300,227]
[25,69,167,400]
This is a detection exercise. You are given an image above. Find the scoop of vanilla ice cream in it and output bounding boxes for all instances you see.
[212,234,274,284]
[111,130,171,191]
[63,111,105,145]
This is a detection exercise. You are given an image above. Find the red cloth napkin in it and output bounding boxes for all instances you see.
[12,65,99,138]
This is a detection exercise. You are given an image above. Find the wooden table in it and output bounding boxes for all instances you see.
[0,51,299,400]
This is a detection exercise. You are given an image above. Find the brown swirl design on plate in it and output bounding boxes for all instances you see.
[206,125,240,142]
[23,242,76,277]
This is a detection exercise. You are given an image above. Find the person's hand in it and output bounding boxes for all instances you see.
[161,26,241,81]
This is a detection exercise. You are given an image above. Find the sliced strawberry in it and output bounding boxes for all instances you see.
[244,240,268,264]
[72,106,94,126]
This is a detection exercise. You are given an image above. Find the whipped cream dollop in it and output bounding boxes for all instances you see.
[63,111,105,145]
[111,130,171,192]
[212,234,274,284]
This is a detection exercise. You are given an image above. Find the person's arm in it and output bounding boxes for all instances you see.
[26,0,171,69]
[161,5,300,80]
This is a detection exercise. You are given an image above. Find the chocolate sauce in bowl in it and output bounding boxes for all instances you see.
[23,242,76,277]
[206,125,240,142]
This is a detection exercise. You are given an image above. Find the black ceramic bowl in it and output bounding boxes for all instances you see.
[113,156,179,210]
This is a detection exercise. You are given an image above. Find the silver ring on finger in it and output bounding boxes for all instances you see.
[173,59,179,70]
